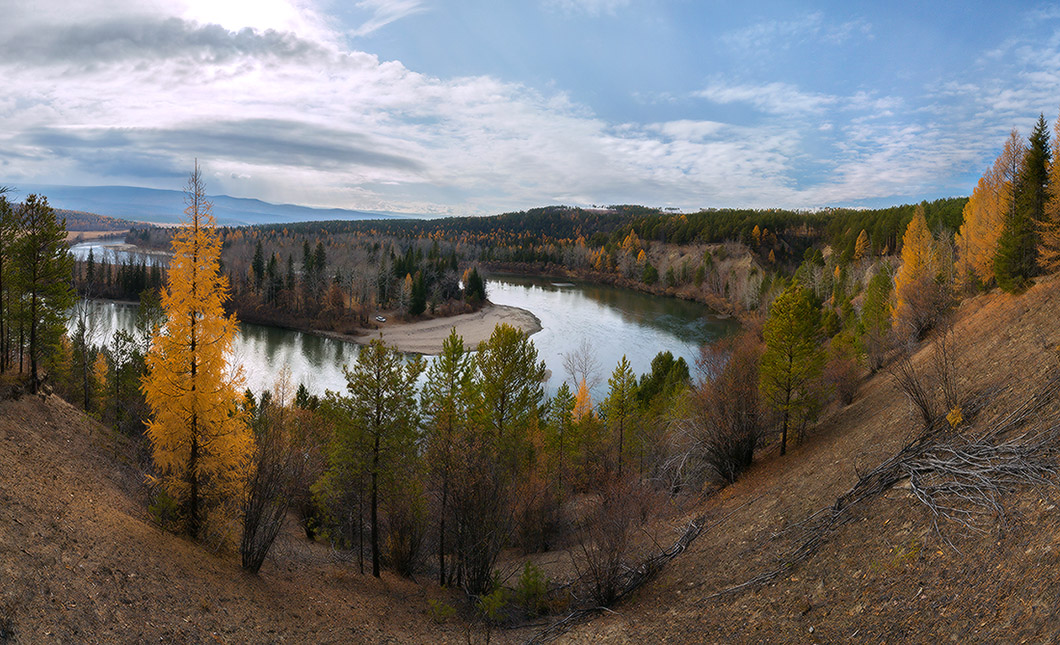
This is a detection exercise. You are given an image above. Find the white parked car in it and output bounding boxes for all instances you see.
[375,315,387,323]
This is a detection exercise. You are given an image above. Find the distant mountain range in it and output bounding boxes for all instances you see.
[11,184,420,226]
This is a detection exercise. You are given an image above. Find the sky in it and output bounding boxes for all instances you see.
[3,1,1060,216]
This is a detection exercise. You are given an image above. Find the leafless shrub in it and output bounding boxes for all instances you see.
[570,477,651,606]
[890,318,963,432]
[241,370,307,573]
[889,341,937,429]
[664,330,763,490]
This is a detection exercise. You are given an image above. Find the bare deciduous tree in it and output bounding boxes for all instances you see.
[562,338,602,392]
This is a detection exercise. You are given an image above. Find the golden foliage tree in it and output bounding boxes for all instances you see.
[853,229,870,262]
[893,206,946,339]
[142,164,251,540]
[955,130,1023,286]
[572,377,593,421]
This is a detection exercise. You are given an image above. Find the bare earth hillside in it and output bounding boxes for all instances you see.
[0,396,467,644]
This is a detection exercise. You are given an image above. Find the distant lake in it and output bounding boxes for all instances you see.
[69,242,736,399]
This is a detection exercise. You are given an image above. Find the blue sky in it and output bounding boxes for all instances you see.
[2,1,1060,215]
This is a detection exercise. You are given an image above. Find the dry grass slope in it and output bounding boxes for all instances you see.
[0,396,466,644]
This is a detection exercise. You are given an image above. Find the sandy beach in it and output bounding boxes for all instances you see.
[327,303,542,355]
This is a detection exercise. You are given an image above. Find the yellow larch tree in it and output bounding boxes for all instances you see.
[853,229,870,261]
[893,206,943,338]
[142,163,251,540]
[572,377,593,421]
[954,130,1022,286]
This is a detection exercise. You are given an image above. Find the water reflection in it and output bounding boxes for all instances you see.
[70,275,736,399]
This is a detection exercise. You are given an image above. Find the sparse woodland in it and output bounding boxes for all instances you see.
[6,109,1060,640]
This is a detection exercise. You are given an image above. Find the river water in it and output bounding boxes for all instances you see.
[69,242,736,399]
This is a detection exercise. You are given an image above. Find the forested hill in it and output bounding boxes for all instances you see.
[57,209,141,232]
[240,197,966,260]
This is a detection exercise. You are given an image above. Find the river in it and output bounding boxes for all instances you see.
[69,242,736,399]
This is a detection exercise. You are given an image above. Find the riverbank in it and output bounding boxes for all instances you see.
[314,302,542,355]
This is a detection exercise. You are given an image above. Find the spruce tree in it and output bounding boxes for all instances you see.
[996,116,1050,292]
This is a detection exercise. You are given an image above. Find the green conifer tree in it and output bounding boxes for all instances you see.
[760,281,825,455]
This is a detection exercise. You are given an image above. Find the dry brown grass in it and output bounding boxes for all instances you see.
[0,395,468,644]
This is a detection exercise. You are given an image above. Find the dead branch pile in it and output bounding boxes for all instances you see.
[710,374,1060,599]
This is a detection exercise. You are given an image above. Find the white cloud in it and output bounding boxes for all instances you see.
[696,82,837,115]
[349,0,427,37]
[722,12,871,51]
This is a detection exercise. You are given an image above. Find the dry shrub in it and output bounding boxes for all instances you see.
[890,320,962,432]
[450,443,512,596]
[895,273,950,342]
[825,334,860,406]
[570,476,652,606]
[241,374,310,573]
[665,330,764,490]
[513,471,564,553]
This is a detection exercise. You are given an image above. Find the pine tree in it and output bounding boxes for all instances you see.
[338,338,424,577]
[251,240,265,290]
[421,329,478,586]
[760,281,825,456]
[859,264,893,373]
[477,323,546,475]
[0,196,15,373]
[601,355,638,476]
[142,164,251,540]
[545,382,576,489]
[15,194,74,391]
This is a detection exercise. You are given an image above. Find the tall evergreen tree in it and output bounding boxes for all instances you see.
[859,264,893,373]
[337,338,424,578]
[421,329,478,586]
[0,196,17,373]
[996,117,1050,292]
[760,281,825,456]
[601,355,638,476]
[141,164,251,539]
[15,194,74,391]
[251,239,265,289]
[476,323,546,475]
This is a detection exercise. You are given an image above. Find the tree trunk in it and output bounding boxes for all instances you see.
[371,432,381,578]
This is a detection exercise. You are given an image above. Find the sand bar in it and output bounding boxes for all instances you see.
[319,303,542,355]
